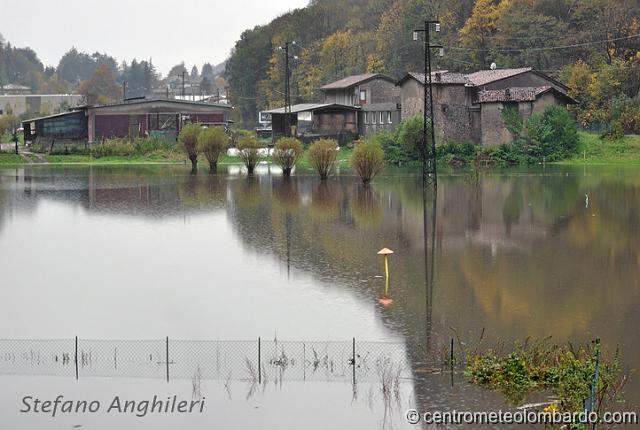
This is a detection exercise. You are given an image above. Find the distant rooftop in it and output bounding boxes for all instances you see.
[320,73,394,90]
[263,103,359,114]
[477,86,577,104]
[464,68,533,86]
[399,71,468,85]
[1,83,31,91]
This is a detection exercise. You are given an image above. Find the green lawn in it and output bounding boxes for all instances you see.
[557,132,640,165]
[0,153,24,165]
[0,147,354,169]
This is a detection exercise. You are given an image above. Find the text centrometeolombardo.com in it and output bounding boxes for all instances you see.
[20,395,206,418]
[405,409,638,426]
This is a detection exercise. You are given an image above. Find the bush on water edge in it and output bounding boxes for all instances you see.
[464,338,625,419]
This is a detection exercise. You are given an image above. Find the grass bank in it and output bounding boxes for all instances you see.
[0,147,354,169]
[556,132,640,165]
[3,132,639,168]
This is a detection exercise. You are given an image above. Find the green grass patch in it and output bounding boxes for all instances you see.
[0,153,24,165]
[556,132,640,165]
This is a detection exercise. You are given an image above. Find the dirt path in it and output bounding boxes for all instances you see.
[18,148,48,164]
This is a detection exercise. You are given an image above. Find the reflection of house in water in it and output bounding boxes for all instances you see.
[3,168,228,218]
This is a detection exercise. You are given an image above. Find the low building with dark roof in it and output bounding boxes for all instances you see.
[397,68,577,146]
[263,103,359,145]
[22,98,232,149]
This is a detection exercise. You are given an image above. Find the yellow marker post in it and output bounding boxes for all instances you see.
[377,248,395,301]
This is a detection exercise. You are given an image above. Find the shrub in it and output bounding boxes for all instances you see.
[273,137,303,176]
[308,138,338,180]
[437,141,477,165]
[131,137,174,154]
[502,106,524,144]
[90,140,135,158]
[602,121,625,140]
[351,139,385,184]
[236,136,262,174]
[526,106,579,160]
[178,123,202,173]
[371,130,407,165]
[395,115,430,162]
[0,115,18,136]
[198,127,228,172]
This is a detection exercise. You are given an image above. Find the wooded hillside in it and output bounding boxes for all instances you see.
[226,0,640,133]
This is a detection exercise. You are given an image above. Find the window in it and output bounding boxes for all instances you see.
[371,112,376,124]
[387,112,392,124]
[364,112,369,124]
[360,90,367,102]
[379,112,384,124]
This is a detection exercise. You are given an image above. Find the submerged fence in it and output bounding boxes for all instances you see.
[0,338,411,384]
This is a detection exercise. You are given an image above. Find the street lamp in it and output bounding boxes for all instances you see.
[413,20,443,188]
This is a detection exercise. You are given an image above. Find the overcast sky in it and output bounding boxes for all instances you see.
[0,0,310,76]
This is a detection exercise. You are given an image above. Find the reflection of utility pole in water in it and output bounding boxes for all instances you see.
[423,185,437,353]
[285,212,292,279]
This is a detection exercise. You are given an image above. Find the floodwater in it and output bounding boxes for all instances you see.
[0,163,638,429]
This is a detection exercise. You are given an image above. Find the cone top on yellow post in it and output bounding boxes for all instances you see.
[377,248,394,256]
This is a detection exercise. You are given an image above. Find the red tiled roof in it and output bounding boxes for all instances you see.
[465,68,533,86]
[477,86,552,103]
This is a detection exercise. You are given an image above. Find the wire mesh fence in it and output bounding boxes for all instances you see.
[0,338,411,384]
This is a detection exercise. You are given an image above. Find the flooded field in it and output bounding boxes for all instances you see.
[0,164,638,428]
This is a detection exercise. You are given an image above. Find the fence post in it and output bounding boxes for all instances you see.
[352,337,356,385]
[74,336,79,380]
[450,338,454,387]
[258,337,262,384]
[165,337,169,383]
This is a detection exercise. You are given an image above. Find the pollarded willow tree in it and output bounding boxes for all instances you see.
[350,139,385,185]
[236,136,262,175]
[308,138,338,180]
[198,127,228,173]
[178,123,201,174]
[273,137,304,177]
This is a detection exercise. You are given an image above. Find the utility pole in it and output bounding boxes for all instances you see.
[279,41,297,137]
[413,20,443,188]
[181,71,186,99]
[122,81,127,101]
[12,126,19,155]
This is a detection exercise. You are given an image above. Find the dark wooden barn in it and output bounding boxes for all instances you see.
[23,98,232,145]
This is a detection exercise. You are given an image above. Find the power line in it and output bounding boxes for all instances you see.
[446,33,640,52]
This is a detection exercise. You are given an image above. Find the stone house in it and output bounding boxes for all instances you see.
[320,73,401,137]
[397,68,576,146]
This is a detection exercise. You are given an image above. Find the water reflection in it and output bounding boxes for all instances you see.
[0,164,639,414]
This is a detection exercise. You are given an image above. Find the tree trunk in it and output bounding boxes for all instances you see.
[209,160,217,173]
[283,167,292,177]
[247,164,255,175]
[189,155,198,175]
